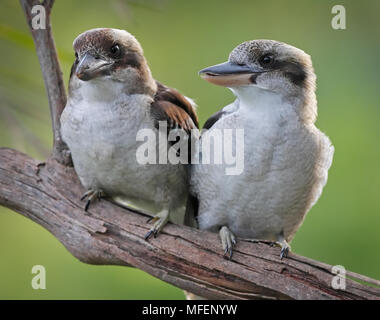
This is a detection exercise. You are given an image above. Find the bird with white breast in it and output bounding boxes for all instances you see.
[189,40,334,259]
[60,28,198,239]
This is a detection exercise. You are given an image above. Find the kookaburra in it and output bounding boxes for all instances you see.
[189,40,334,259]
[60,28,198,239]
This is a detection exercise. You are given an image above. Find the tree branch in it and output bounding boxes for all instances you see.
[0,147,379,300]
[19,0,71,165]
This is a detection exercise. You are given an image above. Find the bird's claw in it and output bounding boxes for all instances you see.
[280,246,289,259]
[223,246,233,260]
[144,210,169,240]
[219,226,236,260]
[80,189,103,211]
[144,229,157,240]
[276,238,291,260]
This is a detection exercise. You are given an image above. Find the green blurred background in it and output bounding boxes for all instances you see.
[0,0,379,299]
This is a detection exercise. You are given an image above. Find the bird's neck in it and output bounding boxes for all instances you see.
[78,79,126,102]
[233,86,280,107]
[231,86,309,123]
[70,77,155,103]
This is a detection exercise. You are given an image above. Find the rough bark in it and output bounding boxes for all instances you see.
[19,0,71,165]
[0,148,379,300]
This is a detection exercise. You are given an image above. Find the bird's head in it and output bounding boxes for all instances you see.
[71,28,156,95]
[199,40,316,116]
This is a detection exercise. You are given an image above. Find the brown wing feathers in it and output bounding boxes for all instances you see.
[151,81,199,132]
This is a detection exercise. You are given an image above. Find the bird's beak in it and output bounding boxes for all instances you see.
[199,61,261,87]
[76,52,112,81]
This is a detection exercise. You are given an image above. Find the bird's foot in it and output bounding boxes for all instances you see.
[80,189,104,211]
[144,209,170,240]
[219,226,236,260]
[276,238,291,260]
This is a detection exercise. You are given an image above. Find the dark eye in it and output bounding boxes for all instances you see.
[74,52,79,63]
[110,44,121,57]
[259,54,274,67]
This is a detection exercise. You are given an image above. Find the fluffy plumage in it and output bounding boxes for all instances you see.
[61,28,198,236]
[189,40,334,258]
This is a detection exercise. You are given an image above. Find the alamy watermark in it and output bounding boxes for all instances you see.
[331,265,346,290]
[31,265,46,290]
[31,5,46,30]
[136,121,245,175]
[331,5,346,30]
